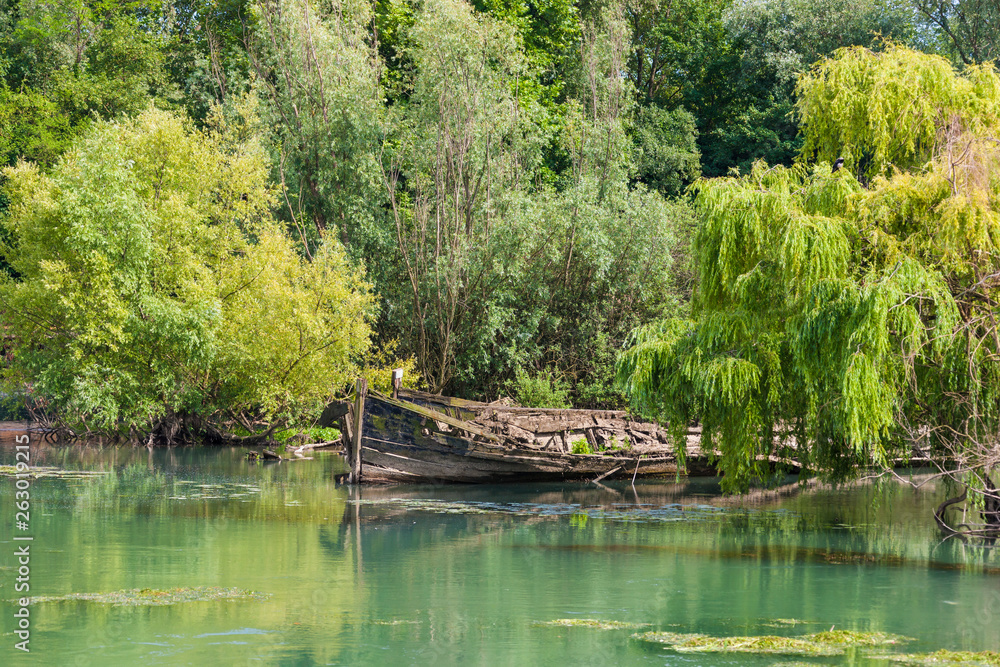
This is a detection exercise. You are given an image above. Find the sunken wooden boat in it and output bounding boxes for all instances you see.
[335,383,710,484]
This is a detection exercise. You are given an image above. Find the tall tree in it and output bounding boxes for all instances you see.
[0,105,374,441]
[619,46,1000,515]
[250,0,385,253]
[914,0,1000,65]
[379,0,530,392]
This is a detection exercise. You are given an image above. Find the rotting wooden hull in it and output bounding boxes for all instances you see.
[340,389,708,484]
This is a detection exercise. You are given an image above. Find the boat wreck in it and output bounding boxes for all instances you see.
[333,380,711,484]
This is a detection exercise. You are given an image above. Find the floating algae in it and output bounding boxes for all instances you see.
[370,619,421,626]
[0,465,109,479]
[29,587,270,607]
[535,619,650,630]
[879,650,1000,666]
[805,630,909,647]
[762,618,814,627]
[166,480,263,501]
[348,497,765,524]
[634,630,910,657]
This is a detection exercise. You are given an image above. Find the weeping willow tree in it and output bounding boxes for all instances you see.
[618,44,1000,527]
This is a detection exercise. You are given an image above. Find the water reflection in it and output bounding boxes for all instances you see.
[1,429,999,665]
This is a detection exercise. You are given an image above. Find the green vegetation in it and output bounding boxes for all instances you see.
[535,618,649,630]
[508,368,572,409]
[30,587,271,607]
[618,44,1000,504]
[570,438,593,455]
[885,650,1000,666]
[275,426,341,445]
[2,0,1000,465]
[0,464,108,478]
[634,629,910,656]
[1,105,373,442]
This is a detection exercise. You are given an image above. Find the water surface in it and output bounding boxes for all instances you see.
[2,425,999,665]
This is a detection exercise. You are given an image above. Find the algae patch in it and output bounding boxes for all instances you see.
[535,618,650,630]
[348,497,762,524]
[762,618,814,628]
[0,465,109,479]
[369,619,420,626]
[29,587,270,607]
[880,650,1000,666]
[634,629,910,657]
[805,630,908,647]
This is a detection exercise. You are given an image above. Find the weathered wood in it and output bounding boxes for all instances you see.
[592,466,622,483]
[376,392,503,443]
[349,392,685,483]
[391,368,403,399]
[351,378,367,483]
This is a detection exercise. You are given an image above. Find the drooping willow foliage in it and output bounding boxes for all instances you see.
[796,42,1000,182]
[618,45,1000,492]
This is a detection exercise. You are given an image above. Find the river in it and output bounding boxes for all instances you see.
[2,425,999,665]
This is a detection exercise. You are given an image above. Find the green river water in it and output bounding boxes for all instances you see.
[2,425,1000,666]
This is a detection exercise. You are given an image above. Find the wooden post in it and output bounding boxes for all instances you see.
[350,378,367,484]
[391,368,403,399]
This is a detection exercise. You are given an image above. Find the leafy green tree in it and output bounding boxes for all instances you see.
[632,103,700,196]
[379,0,532,392]
[47,15,175,123]
[0,87,74,167]
[377,0,691,401]
[249,0,386,256]
[618,46,1000,502]
[0,1,183,177]
[160,0,255,122]
[698,0,916,176]
[0,105,374,442]
[914,0,1000,65]
[796,42,999,181]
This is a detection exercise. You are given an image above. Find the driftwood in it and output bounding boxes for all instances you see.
[934,479,1000,537]
[255,448,313,461]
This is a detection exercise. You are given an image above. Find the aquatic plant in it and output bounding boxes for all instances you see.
[29,587,270,607]
[369,619,421,626]
[0,465,109,479]
[882,650,1000,666]
[535,619,649,630]
[634,629,910,656]
[762,618,812,627]
[348,497,738,524]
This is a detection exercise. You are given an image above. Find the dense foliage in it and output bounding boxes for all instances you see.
[0,106,373,441]
[3,0,1000,443]
[618,45,1000,496]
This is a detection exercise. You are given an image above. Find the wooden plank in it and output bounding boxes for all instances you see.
[351,378,367,483]
[373,392,504,443]
[592,466,623,483]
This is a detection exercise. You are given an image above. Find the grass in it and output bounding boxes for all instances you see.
[29,587,270,606]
